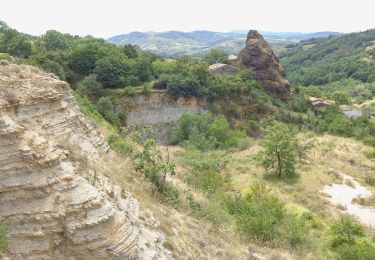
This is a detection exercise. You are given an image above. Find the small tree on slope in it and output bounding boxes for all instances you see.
[258,121,297,177]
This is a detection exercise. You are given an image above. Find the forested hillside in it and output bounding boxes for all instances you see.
[280,29,375,86]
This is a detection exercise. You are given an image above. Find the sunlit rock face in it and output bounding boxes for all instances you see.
[239,30,290,101]
[0,63,171,259]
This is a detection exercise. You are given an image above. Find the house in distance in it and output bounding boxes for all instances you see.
[208,63,239,76]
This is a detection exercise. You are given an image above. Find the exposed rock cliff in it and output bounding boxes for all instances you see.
[0,62,171,259]
[239,30,290,101]
[115,90,207,142]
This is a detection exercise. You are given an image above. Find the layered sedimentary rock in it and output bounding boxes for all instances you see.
[0,62,171,259]
[239,30,290,101]
[116,90,207,142]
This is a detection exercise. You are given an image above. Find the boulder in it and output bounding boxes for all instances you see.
[239,30,290,101]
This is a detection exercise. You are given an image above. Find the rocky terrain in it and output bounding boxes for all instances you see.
[0,62,171,259]
[239,30,291,101]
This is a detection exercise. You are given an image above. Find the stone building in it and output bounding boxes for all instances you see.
[208,63,239,76]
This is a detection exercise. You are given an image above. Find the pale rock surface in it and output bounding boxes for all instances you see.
[0,63,172,259]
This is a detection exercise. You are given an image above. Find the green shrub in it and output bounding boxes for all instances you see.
[96,97,124,126]
[169,113,246,150]
[129,127,178,202]
[226,184,285,241]
[329,216,365,249]
[77,74,105,99]
[0,223,8,256]
[335,240,375,260]
[182,149,229,195]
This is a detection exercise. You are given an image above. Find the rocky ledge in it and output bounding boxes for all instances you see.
[0,62,171,259]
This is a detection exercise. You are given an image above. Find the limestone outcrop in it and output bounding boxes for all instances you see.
[239,30,290,101]
[0,63,171,259]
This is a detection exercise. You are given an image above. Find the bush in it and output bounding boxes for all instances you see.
[226,184,285,241]
[0,223,7,256]
[77,74,105,99]
[365,174,375,186]
[129,127,178,202]
[169,113,246,150]
[329,216,365,249]
[96,97,124,126]
[226,184,308,247]
[182,149,228,195]
[335,241,375,260]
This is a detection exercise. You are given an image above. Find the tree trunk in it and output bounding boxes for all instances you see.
[277,152,282,177]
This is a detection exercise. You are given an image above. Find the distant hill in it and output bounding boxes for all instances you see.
[279,29,375,86]
[107,30,339,57]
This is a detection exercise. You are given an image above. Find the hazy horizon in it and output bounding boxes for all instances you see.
[1,0,374,38]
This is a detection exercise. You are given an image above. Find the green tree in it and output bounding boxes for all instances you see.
[122,44,138,59]
[331,91,350,105]
[77,74,105,99]
[136,55,152,82]
[96,97,122,125]
[258,121,297,176]
[8,36,32,58]
[68,42,103,75]
[203,49,229,64]
[94,56,131,87]
[40,30,72,51]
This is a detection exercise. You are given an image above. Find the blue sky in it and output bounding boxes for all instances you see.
[1,0,374,38]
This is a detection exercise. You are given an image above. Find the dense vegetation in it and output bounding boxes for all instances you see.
[280,29,375,86]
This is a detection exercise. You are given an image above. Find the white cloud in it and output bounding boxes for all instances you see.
[1,0,374,38]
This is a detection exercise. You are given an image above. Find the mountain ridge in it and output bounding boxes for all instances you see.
[107,30,340,57]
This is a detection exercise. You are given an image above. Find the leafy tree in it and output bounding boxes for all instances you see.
[0,20,9,33]
[203,49,229,64]
[258,121,297,176]
[0,28,19,53]
[96,97,122,125]
[40,30,72,51]
[122,44,138,59]
[8,36,32,58]
[94,56,131,87]
[166,73,203,98]
[136,55,152,82]
[68,42,103,75]
[331,91,350,105]
[77,74,105,99]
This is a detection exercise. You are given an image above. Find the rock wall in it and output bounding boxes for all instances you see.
[0,62,171,259]
[116,91,208,141]
[239,30,290,101]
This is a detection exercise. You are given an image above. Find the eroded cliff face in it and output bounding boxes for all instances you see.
[116,91,208,142]
[0,62,171,259]
[239,30,290,101]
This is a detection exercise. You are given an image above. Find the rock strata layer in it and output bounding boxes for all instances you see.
[239,30,290,101]
[0,63,171,259]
